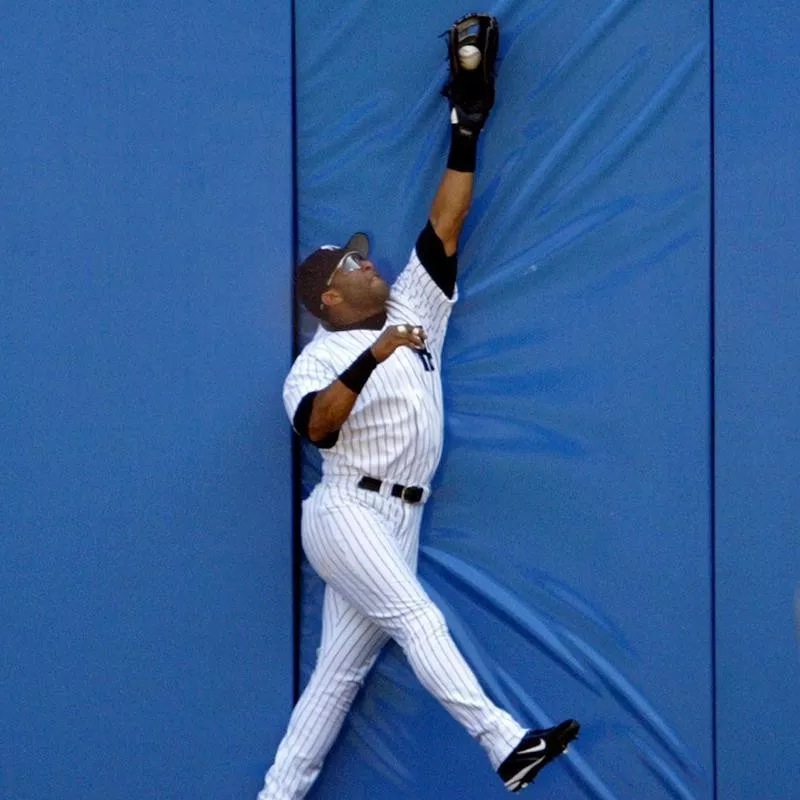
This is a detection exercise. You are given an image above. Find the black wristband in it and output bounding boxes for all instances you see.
[338,348,378,393]
[447,124,479,173]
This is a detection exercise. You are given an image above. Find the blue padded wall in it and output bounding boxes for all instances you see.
[295,2,712,799]
[713,2,800,798]
[1,4,293,799]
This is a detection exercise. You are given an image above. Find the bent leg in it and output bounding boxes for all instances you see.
[302,494,525,769]
[258,587,388,800]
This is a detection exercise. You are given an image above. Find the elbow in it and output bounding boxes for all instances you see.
[430,213,466,256]
[307,412,340,449]
[296,390,341,449]
[294,391,335,444]
[307,403,328,442]
[307,418,329,443]
[308,403,337,444]
[432,209,467,237]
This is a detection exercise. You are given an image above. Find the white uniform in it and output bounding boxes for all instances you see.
[258,245,525,800]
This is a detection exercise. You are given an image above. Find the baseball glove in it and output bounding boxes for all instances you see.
[442,13,500,135]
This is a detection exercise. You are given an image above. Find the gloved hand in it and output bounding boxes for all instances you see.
[442,13,500,135]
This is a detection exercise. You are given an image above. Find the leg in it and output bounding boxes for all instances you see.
[302,490,525,769]
[258,587,388,800]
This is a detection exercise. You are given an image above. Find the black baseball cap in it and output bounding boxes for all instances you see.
[296,232,370,318]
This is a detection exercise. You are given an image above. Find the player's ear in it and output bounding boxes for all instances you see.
[320,289,342,311]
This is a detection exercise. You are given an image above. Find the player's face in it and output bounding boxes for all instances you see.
[328,254,390,312]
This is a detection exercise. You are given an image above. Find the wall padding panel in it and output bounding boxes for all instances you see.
[294,2,712,798]
[0,4,294,799]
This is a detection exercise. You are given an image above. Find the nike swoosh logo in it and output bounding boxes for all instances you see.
[518,739,546,755]
[505,757,545,790]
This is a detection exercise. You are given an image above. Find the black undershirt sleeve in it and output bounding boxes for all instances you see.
[415,221,457,299]
[292,391,339,449]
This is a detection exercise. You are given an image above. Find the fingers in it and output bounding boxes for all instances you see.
[409,326,426,349]
[373,324,427,362]
[395,324,426,349]
[396,324,424,338]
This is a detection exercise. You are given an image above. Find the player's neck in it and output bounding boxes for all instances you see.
[324,309,387,332]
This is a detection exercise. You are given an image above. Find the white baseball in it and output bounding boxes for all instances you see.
[458,44,481,70]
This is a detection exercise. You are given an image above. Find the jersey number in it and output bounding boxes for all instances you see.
[416,347,435,372]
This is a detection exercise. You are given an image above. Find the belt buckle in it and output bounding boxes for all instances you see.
[401,485,422,504]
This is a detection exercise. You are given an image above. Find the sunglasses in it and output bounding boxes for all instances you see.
[320,251,366,312]
[326,251,366,286]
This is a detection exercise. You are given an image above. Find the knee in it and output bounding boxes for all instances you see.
[324,666,370,710]
[400,601,448,645]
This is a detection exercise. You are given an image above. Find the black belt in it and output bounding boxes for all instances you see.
[357,476,424,504]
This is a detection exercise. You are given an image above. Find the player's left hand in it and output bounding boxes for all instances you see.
[442,13,500,134]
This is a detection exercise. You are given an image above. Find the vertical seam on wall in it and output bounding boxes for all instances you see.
[290,0,302,705]
[708,1,718,798]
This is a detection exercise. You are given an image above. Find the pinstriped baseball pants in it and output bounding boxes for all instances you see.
[257,483,525,800]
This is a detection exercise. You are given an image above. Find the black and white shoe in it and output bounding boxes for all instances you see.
[497,719,580,793]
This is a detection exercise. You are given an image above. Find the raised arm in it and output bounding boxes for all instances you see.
[430,14,500,257]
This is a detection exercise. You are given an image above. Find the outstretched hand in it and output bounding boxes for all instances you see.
[370,324,428,363]
[442,13,500,135]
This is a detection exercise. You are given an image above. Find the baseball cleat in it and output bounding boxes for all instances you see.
[497,719,580,793]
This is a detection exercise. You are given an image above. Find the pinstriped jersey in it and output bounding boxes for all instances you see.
[283,246,457,488]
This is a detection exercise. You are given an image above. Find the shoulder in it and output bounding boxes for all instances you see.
[286,335,335,381]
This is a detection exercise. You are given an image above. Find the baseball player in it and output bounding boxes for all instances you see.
[258,15,579,799]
